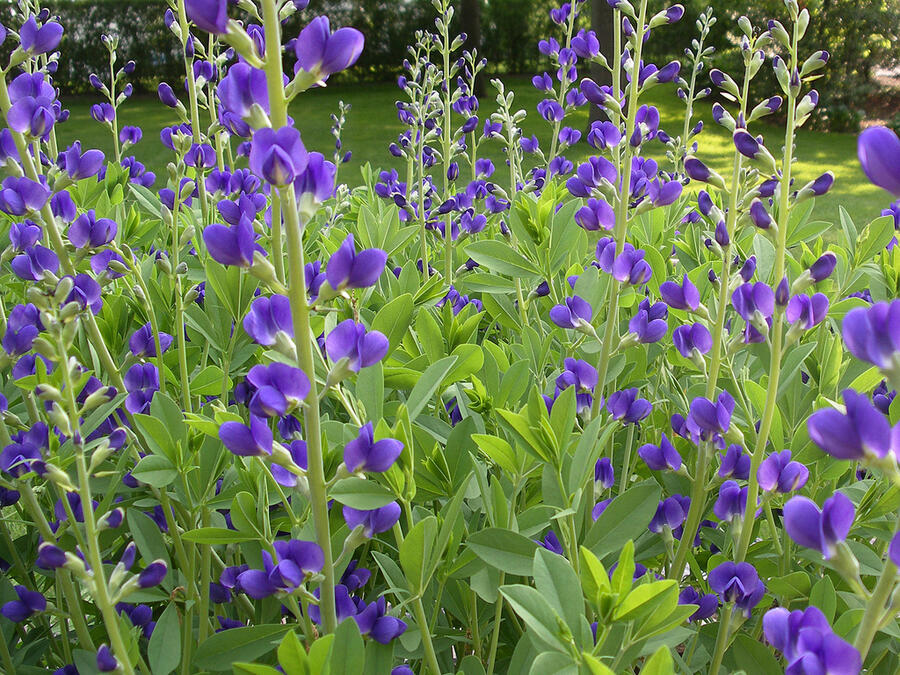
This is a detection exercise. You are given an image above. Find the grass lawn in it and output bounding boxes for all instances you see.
[52,76,891,227]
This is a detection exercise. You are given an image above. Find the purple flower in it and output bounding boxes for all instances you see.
[661,275,700,312]
[718,444,750,480]
[36,543,67,570]
[138,560,169,588]
[354,596,407,644]
[574,198,615,231]
[202,219,259,268]
[120,125,142,146]
[555,357,597,413]
[807,389,893,461]
[607,388,652,425]
[586,120,622,150]
[185,143,216,169]
[343,502,402,537]
[714,480,748,523]
[185,0,229,34]
[764,606,861,675]
[295,16,365,82]
[9,220,42,251]
[344,422,403,473]
[217,63,271,130]
[97,645,118,673]
[594,457,614,489]
[786,293,829,330]
[784,492,854,559]
[90,103,115,124]
[550,296,593,330]
[11,245,58,281]
[325,235,388,291]
[808,253,837,283]
[1,585,46,622]
[249,127,309,187]
[649,495,689,533]
[679,587,717,622]
[68,210,117,249]
[707,562,765,616]
[58,142,105,181]
[592,499,611,521]
[890,532,900,567]
[758,450,808,493]
[294,152,337,208]
[628,300,668,343]
[673,323,712,359]
[219,415,273,457]
[538,530,564,555]
[243,295,293,346]
[325,320,389,372]
[638,434,682,471]
[237,540,324,598]
[607,246,652,286]
[129,323,173,358]
[842,301,900,370]
[246,363,311,418]
[732,282,775,321]
[124,363,159,414]
[0,176,51,216]
[19,16,63,54]
[0,429,49,479]
[686,392,735,442]
[858,126,900,196]
[65,274,103,314]
[2,303,42,356]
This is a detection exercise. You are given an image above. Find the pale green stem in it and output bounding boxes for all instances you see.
[709,604,734,675]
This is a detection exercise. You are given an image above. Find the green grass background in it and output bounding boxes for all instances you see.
[54,77,892,226]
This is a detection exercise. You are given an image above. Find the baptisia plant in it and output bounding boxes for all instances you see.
[4,0,900,673]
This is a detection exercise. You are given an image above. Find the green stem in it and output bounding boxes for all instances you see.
[618,424,636,496]
[854,560,897,660]
[440,3,453,283]
[708,604,734,675]
[668,443,708,580]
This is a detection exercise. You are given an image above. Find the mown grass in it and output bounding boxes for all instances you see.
[52,76,890,227]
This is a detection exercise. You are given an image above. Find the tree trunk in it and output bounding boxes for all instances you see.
[460,0,485,96]
[589,0,615,125]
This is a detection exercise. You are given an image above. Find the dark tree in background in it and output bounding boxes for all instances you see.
[589,0,615,125]
[460,0,485,96]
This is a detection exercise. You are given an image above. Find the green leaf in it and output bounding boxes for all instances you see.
[500,584,567,652]
[640,646,675,675]
[579,546,611,607]
[193,624,292,671]
[582,652,616,675]
[533,548,583,644]
[233,665,282,675]
[133,413,176,462]
[614,580,678,624]
[473,434,518,475]
[584,481,660,561]
[131,454,178,488]
[468,528,540,575]
[856,215,894,264]
[148,603,181,675]
[372,293,414,356]
[611,540,635,598]
[330,619,365,674]
[466,239,541,278]
[182,528,258,545]
[722,634,783,675]
[276,630,307,675]
[809,576,837,622]
[767,571,811,601]
[404,356,457,421]
[192,365,230,396]
[330,477,395,509]
[127,509,172,571]
[400,516,438,592]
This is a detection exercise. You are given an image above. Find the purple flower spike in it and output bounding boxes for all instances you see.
[842,301,900,370]
[325,320,389,372]
[344,422,403,473]
[185,0,229,34]
[246,363,311,418]
[609,246,652,286]
[129,323,174,358]
[757,450,808,493]
[550,296,593,330]
[858,126,900,196]
[707,562,765,616]
[11,245,58,281]
[783,492,854,559]
[343,502,402,538]
[0,176,51,216]
[59,142,105,181]
[732,282,775,321]
[249,127,309,187]
[764,606,861,675]
[243,295,293,346]
[786,293,829,330]
[607,388,652,425]
[2,303,42,356]
[19,16,63,54]
[807,389,892,461]
[638,434,682,471]
[124,363,159,414]
[1,585,46,622]
[219,415,273,457]
[714,480,748,523]
[673,323,712,359]
[718,444,750,479]
[325,235,388,292]
[649,495,689,533]
[295,16,365,83]
[660,274,700,311]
